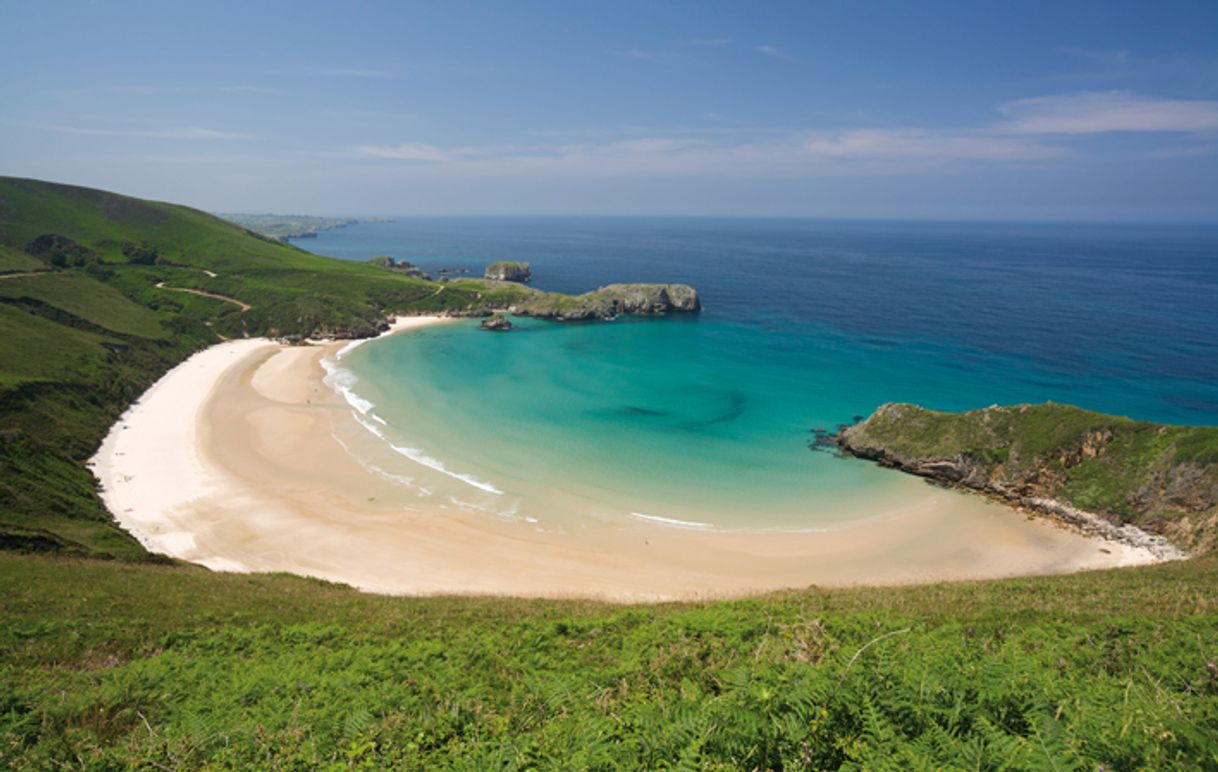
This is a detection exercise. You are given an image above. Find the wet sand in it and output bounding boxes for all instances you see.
[90,318,1160,601]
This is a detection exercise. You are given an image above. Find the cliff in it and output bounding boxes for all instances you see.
[833,402,1218,557]
[484,261,531,282]
[491,282,701,321]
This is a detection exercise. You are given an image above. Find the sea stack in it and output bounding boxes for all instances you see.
[480,313,513,331]
[484,261,531,282]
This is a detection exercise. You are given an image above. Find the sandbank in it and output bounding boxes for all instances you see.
[90,317,1161,601]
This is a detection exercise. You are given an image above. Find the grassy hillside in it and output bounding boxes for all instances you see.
[837,403,1218,553]
[2,552,1216,768]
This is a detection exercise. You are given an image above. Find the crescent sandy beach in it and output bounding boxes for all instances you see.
[89,317,1159,601]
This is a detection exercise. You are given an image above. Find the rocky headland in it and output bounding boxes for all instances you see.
[484,261,532,282]
[497,282,701,321]
[368,255,431,280]
[831,402,1218,559]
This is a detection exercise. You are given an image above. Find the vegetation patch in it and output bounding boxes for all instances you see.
[1,553,1216,768]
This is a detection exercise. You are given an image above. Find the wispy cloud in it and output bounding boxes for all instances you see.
[339,90,1218,179]
[219,84,285,95]
[40,124,253,140]
[804,130,1062,161]
[756,44,793,62]
[999,91,1218,134]
[314,67,398,79]
[611,49,688,65]
[609,137,709,153]
[350,142,451,162]
[1056,47,1132,65]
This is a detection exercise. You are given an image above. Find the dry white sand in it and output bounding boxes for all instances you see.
[89,316,1161,601]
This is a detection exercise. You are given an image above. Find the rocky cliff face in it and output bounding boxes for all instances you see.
[479,313,512,331]
[484,261,531,282]
[511,283,701,321]
[833,402,1217,557]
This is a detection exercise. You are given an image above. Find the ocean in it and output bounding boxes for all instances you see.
[306,218,1218,529]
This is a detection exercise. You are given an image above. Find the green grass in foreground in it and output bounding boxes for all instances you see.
[2,553,1216,768]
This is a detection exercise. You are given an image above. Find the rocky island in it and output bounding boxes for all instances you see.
[832,402,1217,557]
[480,313,512,331]
[484,261,531,282]
[497,281,701,321]
[367,259,702,324]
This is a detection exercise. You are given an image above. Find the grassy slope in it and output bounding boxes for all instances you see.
[841,403,1218,552]
[2,552,1216,768]
[0,245,47,273]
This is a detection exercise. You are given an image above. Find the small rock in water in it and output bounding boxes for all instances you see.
[480,314,513,331]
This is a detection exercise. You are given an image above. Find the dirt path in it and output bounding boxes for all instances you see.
[0,270,51,280]
[155,282,251,311]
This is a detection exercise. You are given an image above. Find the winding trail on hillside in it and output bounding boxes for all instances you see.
[155,281,251,311]
[0,270,51,280]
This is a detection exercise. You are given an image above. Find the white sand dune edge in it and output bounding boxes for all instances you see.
[88,317,448,572]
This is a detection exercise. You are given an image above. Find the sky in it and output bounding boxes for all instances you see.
[2,0,1217,220]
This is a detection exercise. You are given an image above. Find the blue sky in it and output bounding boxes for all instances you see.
[2,0,1217,219]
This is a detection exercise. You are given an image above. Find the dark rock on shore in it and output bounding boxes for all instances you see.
[480,314,512,331]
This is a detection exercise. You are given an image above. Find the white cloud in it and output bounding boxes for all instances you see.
[998,91,1218,135]
[611,49,687,65]
[350,142,450,162]
[219,85,285,95]
[337,90,1218,179]
[42,125,253,140]
[608,137,708,153]
[803,130,1063,161]
[756,45,792,61]
[315,67,396,79]
[1056,47,1132,65]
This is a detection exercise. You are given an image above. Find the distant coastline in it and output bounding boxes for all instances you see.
[216,213,383,242]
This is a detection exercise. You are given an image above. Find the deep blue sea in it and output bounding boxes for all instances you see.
[307,219,1218,528]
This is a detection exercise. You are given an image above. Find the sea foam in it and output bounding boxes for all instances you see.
[323,352,504,496]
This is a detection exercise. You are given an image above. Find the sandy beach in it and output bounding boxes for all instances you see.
[90,316,1161,601]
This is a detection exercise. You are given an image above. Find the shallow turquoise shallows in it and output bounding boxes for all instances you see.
[337,316,926,527]
[312,218,1218,529]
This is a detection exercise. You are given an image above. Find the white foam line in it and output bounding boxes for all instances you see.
[335,338,370,360]
[320,356,374,415]
[388,443,503,494]
[324,371,498,498]
[629,511,714,530]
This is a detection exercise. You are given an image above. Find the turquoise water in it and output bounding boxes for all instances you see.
[314,219,1218,528]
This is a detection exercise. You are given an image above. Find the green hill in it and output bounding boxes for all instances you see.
[0,177,1215,767]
